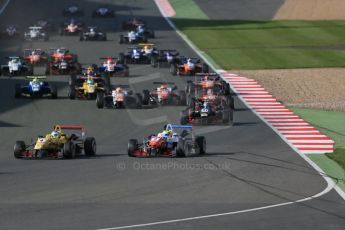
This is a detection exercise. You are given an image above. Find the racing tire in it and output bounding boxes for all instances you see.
[142,89,150,105]
[170,63,177,76]
[14,84,21,98]
[63,141,76,159]
[50,85,58,99]
[84,137,96,156]
[69,85,76,99]
[96,92,105,109]
[14,141,25,158]
[128,139,138,157]
[195,136,206,155]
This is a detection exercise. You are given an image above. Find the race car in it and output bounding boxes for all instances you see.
[48,48,78,63]
[0,56,33,77]
[69,75,110,100]
[119,30,148,44]
[62,5,84,16]
[122,18,146,30]
[135,24,155,38]
[96,86,142,109]
[59,19,84,36]
[92,7,114,17]
[128,124,206,157]
[151,49,179,68]
[35,19,55,32]
[98,57,129,77]
[80,26,106,41]
[185,73,230,95]
[24,26,48,41]
[121,44,158,64]
[170,57,209,76]
[23,49,48,65]
[14,76,57,99]
[180,98,233,125]
[141,82,186,106]
[46,57,81,75]
[14,125,96,159]
[0,25,19,39]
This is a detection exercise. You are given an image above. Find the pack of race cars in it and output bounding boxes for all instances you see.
[5,5,235,159]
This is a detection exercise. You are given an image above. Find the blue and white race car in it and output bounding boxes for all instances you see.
[15,76,57,99]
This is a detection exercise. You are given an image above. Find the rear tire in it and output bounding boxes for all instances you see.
[142,89,150,105]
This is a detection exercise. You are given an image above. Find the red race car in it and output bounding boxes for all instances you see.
[59,19,84,36]
[142,82,186,106]
[128,124,205,157]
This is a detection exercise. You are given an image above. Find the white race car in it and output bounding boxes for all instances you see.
[24,26,48,41]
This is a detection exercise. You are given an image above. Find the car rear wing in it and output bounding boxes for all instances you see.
[26,76,46,80]
[54,125,85,138]
[6,56,20,59]
[29,26,42,30]
[100,57,118,60]
[138,43,155,47]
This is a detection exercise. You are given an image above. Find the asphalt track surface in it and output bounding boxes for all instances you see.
[0,1,345,230]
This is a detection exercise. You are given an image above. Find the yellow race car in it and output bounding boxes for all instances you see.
[69,74,110,100]
[14,125,96,159]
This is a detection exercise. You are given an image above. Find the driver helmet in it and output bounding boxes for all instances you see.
[31,50,36,55]
[87,76,94,85]
[32,78,39,84]
[51,131,59,141]
[90,27,95,32]
[86,66,93,73]
[160,84,167,89]
[207,89,213,95]
[115,87,122,93]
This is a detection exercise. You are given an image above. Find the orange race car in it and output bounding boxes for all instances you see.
[23,48,48,65]
[170,57,209,76]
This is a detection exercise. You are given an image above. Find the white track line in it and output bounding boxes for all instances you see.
[0,0,11,15]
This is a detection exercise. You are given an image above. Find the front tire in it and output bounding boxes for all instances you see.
[128,139,138,157]
[84,137,96,156]
[14,141,25,158]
